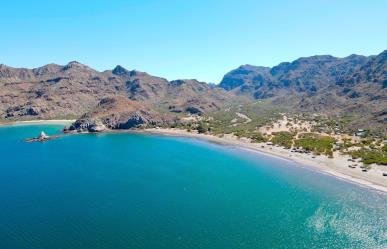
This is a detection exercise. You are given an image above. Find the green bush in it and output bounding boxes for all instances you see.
[271,132,294,149]
[248,132,267,143]
[197,122,209,134]
[231,130,268,143]
[350,149,387,165]
[294,133,336,156]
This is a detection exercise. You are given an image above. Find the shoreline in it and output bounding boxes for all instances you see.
[0,119,76,126]
[144,128,387,194]
[2,121,386,193]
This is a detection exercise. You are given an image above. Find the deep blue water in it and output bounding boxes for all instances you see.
[0,124,386,249]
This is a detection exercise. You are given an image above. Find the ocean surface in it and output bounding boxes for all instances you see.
[0,124,386,249]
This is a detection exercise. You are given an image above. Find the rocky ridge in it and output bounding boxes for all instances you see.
[219,50,387,132]
[0,62,229,121]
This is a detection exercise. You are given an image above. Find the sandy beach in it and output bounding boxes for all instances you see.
[0,119,76,126]
[145,128,387,193]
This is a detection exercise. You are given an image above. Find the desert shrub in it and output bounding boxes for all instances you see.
[294,133,336,156]
[350,149,387,165]
[248,132,267,143]
[271,131,294,149]
[197,122,209,133]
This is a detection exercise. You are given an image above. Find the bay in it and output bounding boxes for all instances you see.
[0,124,386,249]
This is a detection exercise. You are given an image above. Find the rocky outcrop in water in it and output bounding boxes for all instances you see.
[67,119,106,132]
[25,130,57,142]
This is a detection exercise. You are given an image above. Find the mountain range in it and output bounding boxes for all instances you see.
[0,61,228,120]
[220,51,386,131]
[0,50,386,134]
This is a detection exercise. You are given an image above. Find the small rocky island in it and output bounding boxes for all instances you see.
[25,131,57,142]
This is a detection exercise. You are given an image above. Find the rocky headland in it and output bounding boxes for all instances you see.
[65,96,178,133]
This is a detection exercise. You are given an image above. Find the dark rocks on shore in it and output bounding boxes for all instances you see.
[66,113,175,133]
[66,119,106,133]
[65,96,178,133]
[64,97,176,132]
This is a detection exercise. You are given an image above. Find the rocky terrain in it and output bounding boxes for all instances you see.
[67,96,178,132]
[220,50,386,133]
[0,50,386,134]
[0,62,229,120]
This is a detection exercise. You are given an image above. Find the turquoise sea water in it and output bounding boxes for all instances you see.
[0,124,386,249]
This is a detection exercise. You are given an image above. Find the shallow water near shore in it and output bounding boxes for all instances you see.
[0,124,386,249]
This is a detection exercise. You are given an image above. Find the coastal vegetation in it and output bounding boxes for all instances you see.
[348,146,387,165]
[171,110,387,166]
[234,130,268,143]
[207,102,283,135]
[197,122,210,134]
[333,136,387,165]
[294,133,336,157]
[270,131,294,149]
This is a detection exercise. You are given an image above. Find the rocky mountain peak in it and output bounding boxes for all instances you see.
[169,79,186,86]
[112,65,130,76]
[374,50,387,62]
[128,70,149,77]
[239,64,270,71]
[68,61,81,65]
[63,61,88,70]
[32,63,62,76]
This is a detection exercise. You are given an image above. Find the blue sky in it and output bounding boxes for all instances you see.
[1,0,386,83]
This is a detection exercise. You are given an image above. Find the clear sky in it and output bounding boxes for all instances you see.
[1,0,386,83]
